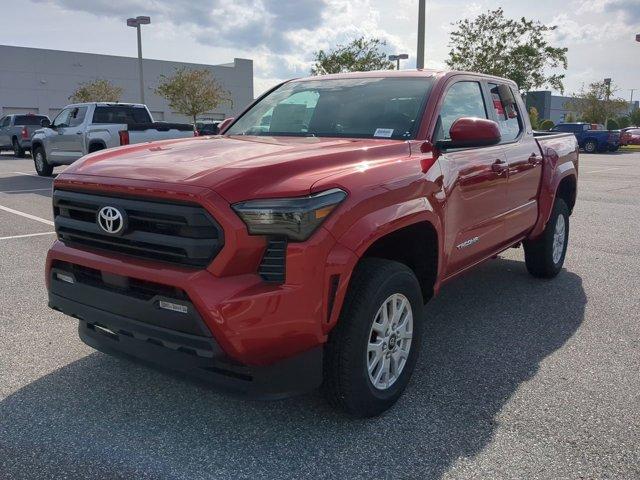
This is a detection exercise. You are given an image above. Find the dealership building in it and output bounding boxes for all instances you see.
[526,90,639,124]
[0,45,253,123]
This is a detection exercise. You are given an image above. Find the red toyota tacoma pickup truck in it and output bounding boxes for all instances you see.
[46,70,578,417]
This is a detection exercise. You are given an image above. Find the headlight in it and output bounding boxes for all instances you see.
[232,188,347,241]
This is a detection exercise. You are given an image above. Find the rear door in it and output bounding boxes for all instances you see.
[486,82,543,240]
[434,79,509,277]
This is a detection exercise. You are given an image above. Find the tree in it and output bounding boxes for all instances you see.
[606,118,619,130]
[539,119,555,130]
[446,8,568,92]
[617,116,631,129]
[69,78,123,102]
[528,107,540,130]
[565,112,576,122]
[565,81,628,124]
[311,37,394,75]
[155,67,230,125]
[630,109,640,126]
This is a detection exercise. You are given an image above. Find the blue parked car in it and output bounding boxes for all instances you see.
[550,123,620,153]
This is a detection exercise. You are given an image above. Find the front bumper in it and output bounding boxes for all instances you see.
[48,266,323,398]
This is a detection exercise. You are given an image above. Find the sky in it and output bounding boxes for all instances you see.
[3,0,639,100]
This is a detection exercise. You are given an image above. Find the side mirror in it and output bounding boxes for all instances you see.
[439,117,501,149]
[218,117,235,134]
[41,118,51,128]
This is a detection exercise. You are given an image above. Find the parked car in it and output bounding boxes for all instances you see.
[31,103,194,176]
[620,127,640,146]
[0,113,50,157]
[195,121,220,136]
[551,122,620,153]
[46,70,579,417]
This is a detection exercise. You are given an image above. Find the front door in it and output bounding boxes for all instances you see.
[48,108,73,163]
[433,80,509,277]
[55,106,88,163]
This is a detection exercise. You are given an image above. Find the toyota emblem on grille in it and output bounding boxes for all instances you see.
[97,206,125,235]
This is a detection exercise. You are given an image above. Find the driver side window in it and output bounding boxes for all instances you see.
[435,81,487,141]
[52,108,72,128]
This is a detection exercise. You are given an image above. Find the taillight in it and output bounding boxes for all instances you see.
[118,130,130,145]
[21,126,29,140]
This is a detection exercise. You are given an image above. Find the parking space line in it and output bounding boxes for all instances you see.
[0,231,55,241]
[13,172,53,179]
[583,167,623,174]
[0,204,54,226]
[0,188,52,193]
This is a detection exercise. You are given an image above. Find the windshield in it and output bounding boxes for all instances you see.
[227,77,434,140]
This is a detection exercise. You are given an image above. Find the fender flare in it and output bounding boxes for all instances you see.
[529,160,577,239]
[322,198,442,331]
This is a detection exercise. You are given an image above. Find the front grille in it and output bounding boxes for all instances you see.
[53,189,223,267]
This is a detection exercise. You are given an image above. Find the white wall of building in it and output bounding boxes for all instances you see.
[0,45,253,123]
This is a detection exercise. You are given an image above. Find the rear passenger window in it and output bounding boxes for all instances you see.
[93,106,151,125]
[435,81,487,141]
[489,83,522,142]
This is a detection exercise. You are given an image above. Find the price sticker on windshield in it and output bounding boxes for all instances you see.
[374,128,394,138]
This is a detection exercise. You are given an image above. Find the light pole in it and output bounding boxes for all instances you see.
[389,54,409,70]
[416,0,426,69]
[127,15,151,104]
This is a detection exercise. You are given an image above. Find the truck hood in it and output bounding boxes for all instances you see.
[61,135,411,202]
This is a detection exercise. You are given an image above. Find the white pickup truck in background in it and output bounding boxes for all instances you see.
[31,102,194,176]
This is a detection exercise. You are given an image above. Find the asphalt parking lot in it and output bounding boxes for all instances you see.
[0,150,639,479]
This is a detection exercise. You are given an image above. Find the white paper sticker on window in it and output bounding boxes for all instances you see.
[374,128,394,138]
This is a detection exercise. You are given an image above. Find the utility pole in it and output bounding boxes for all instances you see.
[604,78,612,128]
[629,89,636,114]
[127,16,151,104]
[416,0,426,69]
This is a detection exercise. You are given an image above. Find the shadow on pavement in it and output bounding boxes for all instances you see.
[0,258,586,480]
[0,174,55,198]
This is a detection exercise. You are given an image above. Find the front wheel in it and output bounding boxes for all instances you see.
[583,140,597,153]
[323,258,424,417]
[524,199,569,278]
[33,146,53,177]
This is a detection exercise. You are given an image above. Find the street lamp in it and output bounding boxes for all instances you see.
[389,54,409,70]
[416,0,426,69]
[127,15,151,104]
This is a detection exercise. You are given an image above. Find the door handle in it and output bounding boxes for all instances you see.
[528,153,541,165]
[76,132,83,135]
[491,159,508,174]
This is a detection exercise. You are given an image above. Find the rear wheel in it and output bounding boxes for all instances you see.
[323,258,424,417]
[12,138,25,158]
[524,199,569,278]
[583,140,597,153]
[33,146,53,177]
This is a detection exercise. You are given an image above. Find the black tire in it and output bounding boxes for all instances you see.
[88,143,105,153]
[12,138,25,158]
[524,199,569,278]
[323,258,424,417]
[33,145,53,177]
[583,140,597,153]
